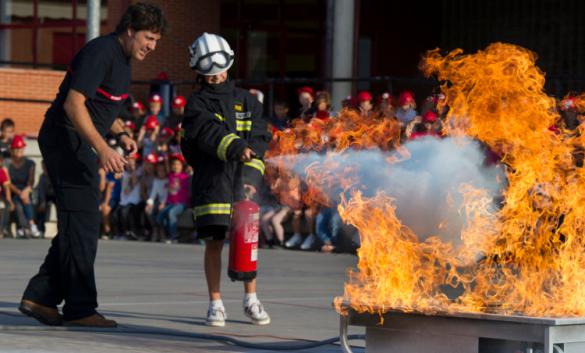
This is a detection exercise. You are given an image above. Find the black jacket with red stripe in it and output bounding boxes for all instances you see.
[181,80,271,228]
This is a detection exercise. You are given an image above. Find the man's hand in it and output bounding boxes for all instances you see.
[98,146,127,173]
[145,203,153,214]
[240,147,256,162]
[119,135,138,155]
[243,184,257,198]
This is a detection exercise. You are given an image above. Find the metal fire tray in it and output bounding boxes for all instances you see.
[338,301,585,353]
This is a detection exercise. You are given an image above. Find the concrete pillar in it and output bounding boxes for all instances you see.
[0,0,11,64]
[331,0,355,110]
[86,0,101,42]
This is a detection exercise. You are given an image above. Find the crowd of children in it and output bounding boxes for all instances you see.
[8,84,582,254]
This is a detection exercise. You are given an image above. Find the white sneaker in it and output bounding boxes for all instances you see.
[206,306,227,327]
[244,301,271,325]
[30,224,41,238]
[300,233,317,250]
[284,233,302,248]
[16,229,25,238]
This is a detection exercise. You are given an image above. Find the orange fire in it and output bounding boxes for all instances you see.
[334,43,585,318]
[267,43,585,319]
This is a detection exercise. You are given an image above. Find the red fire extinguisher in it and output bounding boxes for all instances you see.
[228,196,259,282]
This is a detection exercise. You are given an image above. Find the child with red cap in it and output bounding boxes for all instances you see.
[157,153,190,243]
[130,101,146,127]
[148,92,165,125]
[144,153,167,242]
[395,90,418,126]
[297,86,316,121]
[137,115,160,156]
[8,136,41,238]
[0,149,12,238]
[313,91,335,121]
[357,91,374,117]
[166,95,186,129]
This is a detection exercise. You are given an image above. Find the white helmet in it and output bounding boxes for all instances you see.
[188,32,234,75]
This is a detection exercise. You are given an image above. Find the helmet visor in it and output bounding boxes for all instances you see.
[196,51,233,74]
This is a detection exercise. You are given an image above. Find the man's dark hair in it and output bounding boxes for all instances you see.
[116,2,168,35]
[1,118,15,130]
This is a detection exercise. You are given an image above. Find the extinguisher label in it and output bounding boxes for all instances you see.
[251,244,258,262]
[244,215,259,244]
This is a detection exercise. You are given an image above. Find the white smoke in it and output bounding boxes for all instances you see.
[267,136,505,245]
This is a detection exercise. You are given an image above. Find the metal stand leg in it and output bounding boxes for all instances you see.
[340,314,355,353]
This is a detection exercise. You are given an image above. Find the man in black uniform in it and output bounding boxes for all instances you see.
[181,33,272,327]
[19,3,167,328]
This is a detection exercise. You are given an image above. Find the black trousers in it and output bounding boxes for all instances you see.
[22,121,101,321]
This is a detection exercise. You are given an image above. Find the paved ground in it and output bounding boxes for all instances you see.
[0,239,365,352]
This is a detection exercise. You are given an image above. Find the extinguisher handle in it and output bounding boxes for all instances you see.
[243,184,255,200]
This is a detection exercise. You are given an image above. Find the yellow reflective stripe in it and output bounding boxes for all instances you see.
[217,133,240,161]
[193,203,232,218]
[214,113,224,121]
[236,120,252,131]
[244,158,265,175]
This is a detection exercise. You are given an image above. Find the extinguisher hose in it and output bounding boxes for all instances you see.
[0,325,365,351]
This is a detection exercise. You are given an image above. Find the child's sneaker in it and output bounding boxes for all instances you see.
[243,301,271,325]
[206,306,227,327]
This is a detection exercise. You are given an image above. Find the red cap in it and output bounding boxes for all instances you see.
[128,152,141,161]
[172,95,186,109]
[377,92,392,105]
[144,153,159,164]
[422,111,438,123]
[149,93,162,103]
[132,101,145,112]
[357,91,373,103]
[161,127,175,138]
[156,71,169,81]
[561,97,575,111]
[145,115,159,130]
[10,135,26,149]
[169,153,185,163]
[399,91,415,106]
[297,86,315,98]
[124,120,137,131]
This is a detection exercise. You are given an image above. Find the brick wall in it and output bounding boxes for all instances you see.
[0,1,220,135]
[108,0,220,103]
[0,68,65,135]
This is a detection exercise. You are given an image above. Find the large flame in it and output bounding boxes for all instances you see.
[267,43,585,318]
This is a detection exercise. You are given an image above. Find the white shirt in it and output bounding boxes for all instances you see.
[147,177,168,205]
[119,169,142,206]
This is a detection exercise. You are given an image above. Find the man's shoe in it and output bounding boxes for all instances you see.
[206,307,227,327]
[18,299,63,326]
[244,301,271,325]
[65,313,117,328]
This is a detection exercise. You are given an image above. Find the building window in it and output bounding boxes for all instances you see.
[0,0,108,69]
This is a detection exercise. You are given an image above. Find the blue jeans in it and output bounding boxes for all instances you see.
[13,194,34,223]
[156,204,185,240]
[315,207,342,245]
